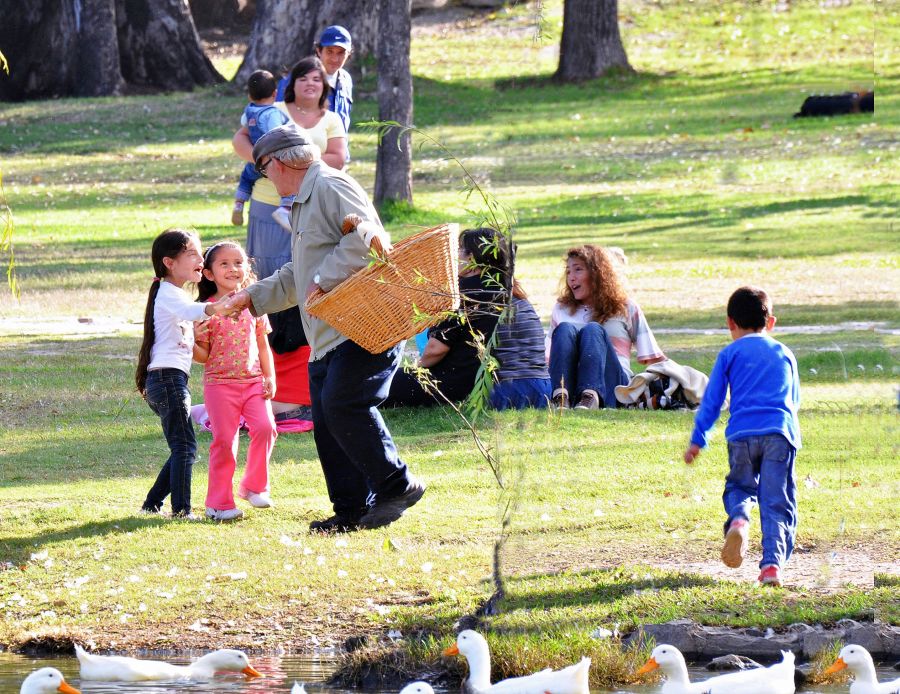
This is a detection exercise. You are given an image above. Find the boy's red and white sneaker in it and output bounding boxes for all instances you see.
[721,518,749,568]
[758,564,782,587]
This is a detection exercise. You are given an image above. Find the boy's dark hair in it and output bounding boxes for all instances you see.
[727,286,771,331]
[247,69,277,102]
[135,228,198,394]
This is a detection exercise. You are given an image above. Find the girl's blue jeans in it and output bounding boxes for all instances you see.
[724,433,798,569]
[548,321,628,407]
[143,368,196,515]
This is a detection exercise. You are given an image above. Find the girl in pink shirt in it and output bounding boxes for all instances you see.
[194,242,277,521]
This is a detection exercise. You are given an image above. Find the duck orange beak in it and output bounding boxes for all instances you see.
[58,681,81,694]
[442,644,460,656]
[242,665,263,678]
[636,657,659,676]
[823,657,847,676]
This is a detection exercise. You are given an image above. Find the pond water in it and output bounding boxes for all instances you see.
[2,652,897,693]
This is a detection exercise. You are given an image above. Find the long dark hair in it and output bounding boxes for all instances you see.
[196,241,254,302]
[460,227,524,298]
[135,229,199,395]
[282,56,331,109]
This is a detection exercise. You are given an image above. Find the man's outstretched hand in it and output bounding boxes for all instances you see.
[220,290,253,315]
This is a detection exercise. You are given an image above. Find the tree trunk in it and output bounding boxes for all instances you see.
[0,0,79,100]
[188,0,242,29]
[116,0,223,90]
[556,0,632,82]
[76,0,125,97]
[234,0,379,86]
[374,0,413,206]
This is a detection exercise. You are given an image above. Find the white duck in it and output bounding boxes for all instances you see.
[824,644,900,694]
[442,629,590,694]
[400,683,436,694]
[636,644,796,694]
[20,668,80,694]
[74,644,262,681]
[292,683,307,694]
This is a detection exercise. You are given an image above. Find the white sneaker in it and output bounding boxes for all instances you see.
[205,507,244,522]
[271,207,292,231]
[239,490,273,508]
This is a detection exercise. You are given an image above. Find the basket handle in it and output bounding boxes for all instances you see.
[342,213,387,256]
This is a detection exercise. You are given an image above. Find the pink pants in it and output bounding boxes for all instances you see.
[204,381,277,510]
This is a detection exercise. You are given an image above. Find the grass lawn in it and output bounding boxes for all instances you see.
[0,0,898,684]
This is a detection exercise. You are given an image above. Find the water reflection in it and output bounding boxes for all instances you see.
[1,652,896,693]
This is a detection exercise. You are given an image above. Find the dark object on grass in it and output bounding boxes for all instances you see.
[706,654,763,671]
[794,91,874,117]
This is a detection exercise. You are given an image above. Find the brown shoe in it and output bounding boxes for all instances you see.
[574,390,600,410]
[721,518,749,568]
[231,206,244,226]
[551,388,569,410]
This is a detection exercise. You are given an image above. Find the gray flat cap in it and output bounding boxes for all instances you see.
[252,124,311,172]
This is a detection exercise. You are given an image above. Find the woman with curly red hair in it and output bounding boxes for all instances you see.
[549,245,666,409]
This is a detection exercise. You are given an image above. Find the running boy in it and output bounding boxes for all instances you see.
[231,69,292,227]
[684,286,801,587]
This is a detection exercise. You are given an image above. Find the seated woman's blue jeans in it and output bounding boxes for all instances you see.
[142,368,196,515]
[489,378,552,410]
[548,322,629,407]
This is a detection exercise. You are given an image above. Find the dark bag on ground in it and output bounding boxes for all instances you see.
[794,91,873,117]
[267,307,308,354]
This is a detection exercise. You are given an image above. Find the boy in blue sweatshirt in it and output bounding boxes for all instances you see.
[684,286,800,587]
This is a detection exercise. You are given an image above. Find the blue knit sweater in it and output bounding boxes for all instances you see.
[690,333,801,450]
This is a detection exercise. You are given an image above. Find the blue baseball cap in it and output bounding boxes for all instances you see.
[318,25,352,51]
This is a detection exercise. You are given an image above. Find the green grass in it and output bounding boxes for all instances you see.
[1,0,898,676]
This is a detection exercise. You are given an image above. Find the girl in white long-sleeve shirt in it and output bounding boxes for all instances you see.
[134,229,229,519]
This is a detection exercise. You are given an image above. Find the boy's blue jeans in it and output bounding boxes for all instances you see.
[724,433,798,569]
[548,321,628,407]
[142,368,196,515]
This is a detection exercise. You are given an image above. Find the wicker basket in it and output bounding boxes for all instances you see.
[305,223,460,354]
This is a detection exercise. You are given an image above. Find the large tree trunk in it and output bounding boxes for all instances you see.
[116,0,223,90]
[374,0,413,206]
[556,0,632,82]
[188,0,242,29]
[234,0,379,86]
[76,0,125,97]
[0,0,219,99]
[0,0,79,100]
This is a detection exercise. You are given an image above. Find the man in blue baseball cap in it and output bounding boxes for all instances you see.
[316,25,354,140]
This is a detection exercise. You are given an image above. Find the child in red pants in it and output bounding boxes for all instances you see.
[194,241,277,521]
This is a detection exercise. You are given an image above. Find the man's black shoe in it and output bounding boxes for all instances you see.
[358,480,426,529]
[309,514,362,533]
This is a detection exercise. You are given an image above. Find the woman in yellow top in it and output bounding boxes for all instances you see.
[231,56,347,426]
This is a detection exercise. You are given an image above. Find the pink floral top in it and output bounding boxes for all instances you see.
[194,308,271,386]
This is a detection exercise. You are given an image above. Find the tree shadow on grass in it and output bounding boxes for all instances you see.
[0,516,169,566]
[515,192,894,260]
[500,566,718,614]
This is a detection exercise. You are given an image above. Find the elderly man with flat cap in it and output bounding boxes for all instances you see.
[224,123,425,532]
